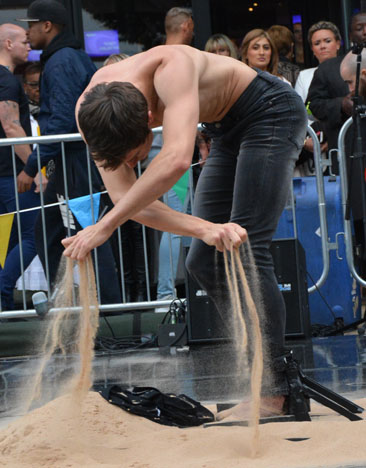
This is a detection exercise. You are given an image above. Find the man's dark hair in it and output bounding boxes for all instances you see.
[78,82,150,171]
[23,61,42,79]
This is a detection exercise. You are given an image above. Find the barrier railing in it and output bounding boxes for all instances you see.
[305,124,330,293]
[0,121,358,318]
[0,127,191,318]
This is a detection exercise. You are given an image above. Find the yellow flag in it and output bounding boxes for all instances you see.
[0,213,14,268]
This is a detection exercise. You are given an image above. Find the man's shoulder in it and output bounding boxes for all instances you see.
[44,47,96,76]
[0,66,16,85]
[46,46,94,65]
[144,44,200,62]
[0,67,21,99]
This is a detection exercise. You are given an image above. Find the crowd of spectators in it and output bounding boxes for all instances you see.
[0,0,365,311]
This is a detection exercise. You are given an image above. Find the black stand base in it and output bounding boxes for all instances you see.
[212,351,364,425]
[284,351,364,421]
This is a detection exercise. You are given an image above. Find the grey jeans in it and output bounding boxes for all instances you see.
[186,71,307,394]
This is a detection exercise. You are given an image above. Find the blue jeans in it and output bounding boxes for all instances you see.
[157,189,184,299]
[186,71,307,394]
[0,177,39,310]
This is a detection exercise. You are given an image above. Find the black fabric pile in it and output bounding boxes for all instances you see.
[97,385,215,428]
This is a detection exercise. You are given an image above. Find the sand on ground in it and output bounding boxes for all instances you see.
[0,391,365,468]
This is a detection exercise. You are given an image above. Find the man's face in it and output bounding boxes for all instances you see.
[27,21,48,50]
[341,65,366,98]
[10,29,30,65]
[293,23,303,45]
[350,14,366,45]
[124,131,154,169]
[341,64,357,95]
[23,71,40,104]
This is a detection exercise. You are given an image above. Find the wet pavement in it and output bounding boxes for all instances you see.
[0,334,365,426]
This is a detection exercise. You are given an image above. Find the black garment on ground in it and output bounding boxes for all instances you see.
[307,55,349,173]
[0,66,31,176]
[97,385,215,428]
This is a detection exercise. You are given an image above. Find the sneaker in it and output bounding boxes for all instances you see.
[155,295,174,313]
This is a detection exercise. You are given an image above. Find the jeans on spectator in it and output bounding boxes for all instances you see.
[157,189,184,299]
[0,177,39,310]
[120,219,148,302]
[186,71,307,394]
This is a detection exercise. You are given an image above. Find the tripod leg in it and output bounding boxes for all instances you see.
[300,373,364,416]
[284,351,364,421]
[303,386,363,421]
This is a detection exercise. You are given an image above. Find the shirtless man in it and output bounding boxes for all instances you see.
[62,45,307,417]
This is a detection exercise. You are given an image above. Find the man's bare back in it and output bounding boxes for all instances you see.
[78,45,257,127]
[66,46,251,261]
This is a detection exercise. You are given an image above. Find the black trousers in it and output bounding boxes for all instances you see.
[186,71,307,394]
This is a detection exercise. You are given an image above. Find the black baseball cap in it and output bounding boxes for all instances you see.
[17,0,68,25]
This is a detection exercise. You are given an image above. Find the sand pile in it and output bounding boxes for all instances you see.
[0,391,365,468]
[1,252,365,467]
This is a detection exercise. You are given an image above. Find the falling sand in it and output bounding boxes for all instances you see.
[0,251,365,467]
[22,255,99,420]
[223,245,264,457]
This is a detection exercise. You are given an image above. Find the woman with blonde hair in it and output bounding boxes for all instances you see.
[205,33,238,59]
[103,53,129,67]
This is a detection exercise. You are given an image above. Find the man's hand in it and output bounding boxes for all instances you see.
[304,137,328,154]
[62,222,114,260]
[34,171,48,193]
[201,222,247,251]
[17,170,33,193]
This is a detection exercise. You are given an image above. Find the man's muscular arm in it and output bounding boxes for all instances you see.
[63,161,247,259]
[62,49,247,259]
[107,49,200,225]
[0,100,31,164]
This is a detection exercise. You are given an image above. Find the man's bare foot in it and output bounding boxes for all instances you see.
[216,395,286,421]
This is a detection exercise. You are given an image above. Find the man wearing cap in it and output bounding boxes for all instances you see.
[16,0,121,304]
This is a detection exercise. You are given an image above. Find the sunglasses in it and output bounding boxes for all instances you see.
[24,81,39,88]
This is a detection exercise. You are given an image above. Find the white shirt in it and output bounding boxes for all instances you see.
[294,67,317,103]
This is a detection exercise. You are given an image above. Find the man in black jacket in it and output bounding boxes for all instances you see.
[307,13,366,174]
[17,0,121,303]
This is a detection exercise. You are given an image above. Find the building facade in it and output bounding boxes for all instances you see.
[0,0,363,67]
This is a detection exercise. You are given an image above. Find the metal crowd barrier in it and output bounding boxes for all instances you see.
[0,127,191,318]
[304,124,330,294]
[0,121,360,319]
[293,122,366,294]
[295,120,366,293]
